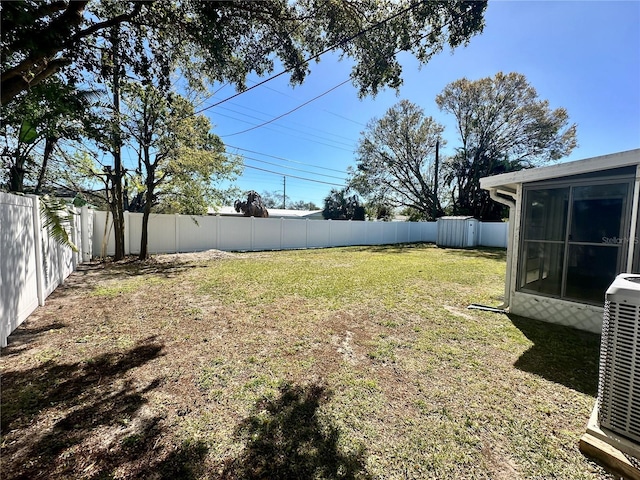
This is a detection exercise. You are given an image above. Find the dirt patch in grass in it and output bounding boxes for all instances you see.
[1,245,613,479]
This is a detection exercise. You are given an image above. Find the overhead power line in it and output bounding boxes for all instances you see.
[217,103,357,144]
[216,111,354,152]
[221,79,351,137]
[242,154,346,180]
[194,0,428,114]
[226,144,348,174]
[242,164,347,187]
[219,6,474,138]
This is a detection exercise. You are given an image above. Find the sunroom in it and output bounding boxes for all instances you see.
[480,149,640,333]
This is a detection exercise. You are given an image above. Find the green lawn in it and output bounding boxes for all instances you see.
[0,244,611,479]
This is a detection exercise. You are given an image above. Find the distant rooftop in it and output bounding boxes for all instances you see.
[208,206,324,219]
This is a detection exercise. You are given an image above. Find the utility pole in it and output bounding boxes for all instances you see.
[283,176,286,209]
[432,140,439,221]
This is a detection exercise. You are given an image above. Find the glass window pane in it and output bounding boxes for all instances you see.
[565,245,620,304]
[523,188,569,241]
[520,241,564,296]
[570,184,628,243]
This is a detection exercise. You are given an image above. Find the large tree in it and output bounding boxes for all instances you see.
[435,71,577,220]
[121,83,240,260]
[349,100,445,221]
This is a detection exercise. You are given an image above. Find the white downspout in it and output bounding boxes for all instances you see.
[626,165,640,272]
[490,188,517,309]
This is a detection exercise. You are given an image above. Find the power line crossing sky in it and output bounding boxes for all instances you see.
[203,1,640,208]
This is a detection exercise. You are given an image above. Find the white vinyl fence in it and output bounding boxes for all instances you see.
[2,191,507,346]
[92,211,506,256]
[92,211,440,255]
[0,192,93,347]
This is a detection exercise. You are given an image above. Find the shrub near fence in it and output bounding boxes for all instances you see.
[0,192,93,347]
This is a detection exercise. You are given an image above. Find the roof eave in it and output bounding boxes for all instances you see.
[480,149,640,190]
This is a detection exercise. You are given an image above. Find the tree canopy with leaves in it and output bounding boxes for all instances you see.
[0,78,100,193]
[322,188,365,221]
[436,71,577,220]
[349,100,445,220]
[1,0,487,105]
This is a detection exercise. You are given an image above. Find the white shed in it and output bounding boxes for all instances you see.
[436,216,479,248]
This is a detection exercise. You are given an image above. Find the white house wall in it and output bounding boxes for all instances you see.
[510,291,603,333]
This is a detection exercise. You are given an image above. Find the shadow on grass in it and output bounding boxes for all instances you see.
[222,383,372,480]
[510,315,601,396]
[1,336,209,480]
[439,247,507,261]
[1,321,67,357]
[350,242,436,254]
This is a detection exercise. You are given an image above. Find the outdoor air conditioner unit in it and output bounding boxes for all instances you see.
[598,274,640,443]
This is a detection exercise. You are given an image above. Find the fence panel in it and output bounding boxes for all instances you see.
[144,213,177,254]
[282,219,308,249]
[350,221,368,246]
[396,222,410,244]
[307,220,330,248]
[422,222,438,243]
[0,193,39,347]
[93,210,115,257]
[218,216,252,251]
[1,193,89,347]
[251,218,281,251]
[41,214,64,297]
[364,222,384,245]
[178,215,218,252]
[382,223,398,245]
[329,220,352,247]
[479,222,509,248]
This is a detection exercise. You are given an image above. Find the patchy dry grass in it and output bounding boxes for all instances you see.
[0,244,612,479]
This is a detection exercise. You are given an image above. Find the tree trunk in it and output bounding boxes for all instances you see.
[111,25,126,260]
[34,137,57,194]
[139,181,154,260]
[8,154,26,192]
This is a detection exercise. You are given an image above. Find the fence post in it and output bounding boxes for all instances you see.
[124,210,130,255]
[216,215,221,250]
[305,219,309,249]
[81,206,91,262]
[175,213,180,253]
[70,207,79,269]
[28,195,45,306]
[56,229,64,285]
[250,216,255,251]
[280,217,284,250]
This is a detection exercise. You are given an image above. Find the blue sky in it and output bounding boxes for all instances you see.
[200,1,640,208]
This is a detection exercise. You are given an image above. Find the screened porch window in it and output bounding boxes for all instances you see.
[519,180,632,304]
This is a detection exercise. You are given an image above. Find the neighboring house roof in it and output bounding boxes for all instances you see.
[480,148,640,191]
[208,206,324,219]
